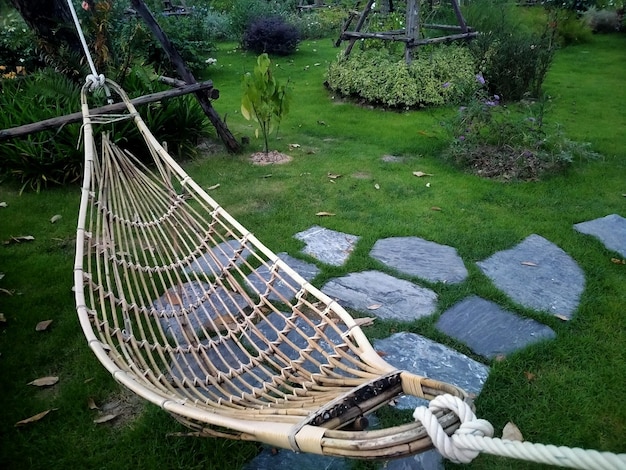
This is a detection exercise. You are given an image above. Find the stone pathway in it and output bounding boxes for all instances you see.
[191,214,625,469]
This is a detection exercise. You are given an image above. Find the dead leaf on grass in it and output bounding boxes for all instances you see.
[610,258,626,265]
[431,206,442,211]
[50,214,62,224]
[413,171,433,177]
[4,235,35,245]
[35,319,53,331]
[554,314,569,321]
[15,409,56,427]
[494,354,507,362]
[316,212,335,217]
[0,313,6,323]
[374,183,380,190]
[288,143,301,150]
[524,371,536,382]
[206,184,220,191]
[0,288,13,296]
[0,201,7,207]
[353,317,375,328]
[93,414,118,424]
[327,172,342,179]
[28,376,59,387]
[502,422,524,441]
[88,397,99,410]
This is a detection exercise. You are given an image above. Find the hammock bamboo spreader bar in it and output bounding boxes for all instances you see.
[74,78,470,459]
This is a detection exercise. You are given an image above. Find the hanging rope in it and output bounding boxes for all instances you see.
[414,395,626,469]
[65,0,107,93]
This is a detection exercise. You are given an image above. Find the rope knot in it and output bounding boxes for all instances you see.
[86,73,106,91]
[413,394,494,464]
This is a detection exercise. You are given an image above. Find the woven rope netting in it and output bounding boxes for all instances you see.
[73,80,469,459]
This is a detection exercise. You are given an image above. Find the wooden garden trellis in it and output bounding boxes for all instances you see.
[337,0,478,63]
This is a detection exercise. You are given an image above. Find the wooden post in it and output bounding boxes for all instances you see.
[129,0,241,153]
[450,0,468,33]
[404,0,419,64]
[343,0,375,57]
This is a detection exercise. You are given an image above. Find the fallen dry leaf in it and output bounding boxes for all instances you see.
[327,172,342,179]
[610,258,626,265]
[353,317,375,327]
[50,214,62,224]
[206,183,220,191]
[4,235,35,245]
[88,397,99,410]
[494,354,507,362]
[0,288,12,296]
[35,320,53,331]
[524,371,536,382]
[554,314,569,321]
[502,422,524,441]
[93,414,118,424]
[521,261,538,267]
[0,201,7,207]
[28,376,59,387]
[431,206,442,211]
[367,304,382,310]
[315,212,335,217]
[0,313,6,323]
[374,183,380,190]
[15,409,56,427]
[413,171,433,177]
[288,143,301,149]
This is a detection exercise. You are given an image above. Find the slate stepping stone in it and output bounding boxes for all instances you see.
[574,213,626,258]
[384,449,443,470]
[185,240,253,275]
[436,296,556,359]
[370,237,468,284]
[245,252,320,302]
[154,281,249,344]
[244,446,350,470]
[373,332,489,410]
[321,270,438,321]
[294,225,360,266]
[476,234,585,320]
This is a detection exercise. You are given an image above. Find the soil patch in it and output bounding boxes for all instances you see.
[250,151,292,165]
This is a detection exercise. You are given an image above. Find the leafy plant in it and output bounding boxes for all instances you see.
[243,16,301,55]
[241,53,292,154]
[325,46,478,108]
[583,7,623,31]
[443,83,601,180]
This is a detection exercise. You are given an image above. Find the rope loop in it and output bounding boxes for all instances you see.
[86,74,106,91]
[413,394,494,464]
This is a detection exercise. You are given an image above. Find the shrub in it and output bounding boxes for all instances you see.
[325,46,478,108]
[229,0,280,41]
[285,8,347,40]
[464,1,558,100]
[243,16,301,55]
[0,16,41,75]
[443,91,601,181]
[555,10,594,45]
[583,7,622,32]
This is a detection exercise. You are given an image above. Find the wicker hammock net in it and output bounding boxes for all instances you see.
[73,79,469,460]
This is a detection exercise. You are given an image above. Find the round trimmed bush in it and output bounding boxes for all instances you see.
[243,16,300,56]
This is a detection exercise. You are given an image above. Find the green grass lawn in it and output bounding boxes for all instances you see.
[1,33,625,469]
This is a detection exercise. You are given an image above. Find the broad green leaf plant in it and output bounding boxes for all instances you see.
[241,53,291,154]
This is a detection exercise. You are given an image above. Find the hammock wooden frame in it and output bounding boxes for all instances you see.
[74,79,470,460]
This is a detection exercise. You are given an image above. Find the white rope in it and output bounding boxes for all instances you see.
[413,394,626,469]
[65,0,109,94]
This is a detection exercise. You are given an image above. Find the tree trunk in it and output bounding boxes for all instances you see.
[9,0,81,53]
[129,0,242,153]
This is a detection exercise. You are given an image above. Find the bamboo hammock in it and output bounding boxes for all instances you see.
[73,78,470,459]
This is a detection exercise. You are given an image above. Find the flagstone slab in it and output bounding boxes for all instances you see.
[244,446,350,470]
[370,237,468,284]
[294,225,360,266]
[373,332,489,410]
[476,234,585,319]
[436,296,556,359]
[574,213,626,257]
[185,240,252,275]
[385,449,444,470]
[154,281,248,344]
[245,252,320,301]
[321,270,438,321]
